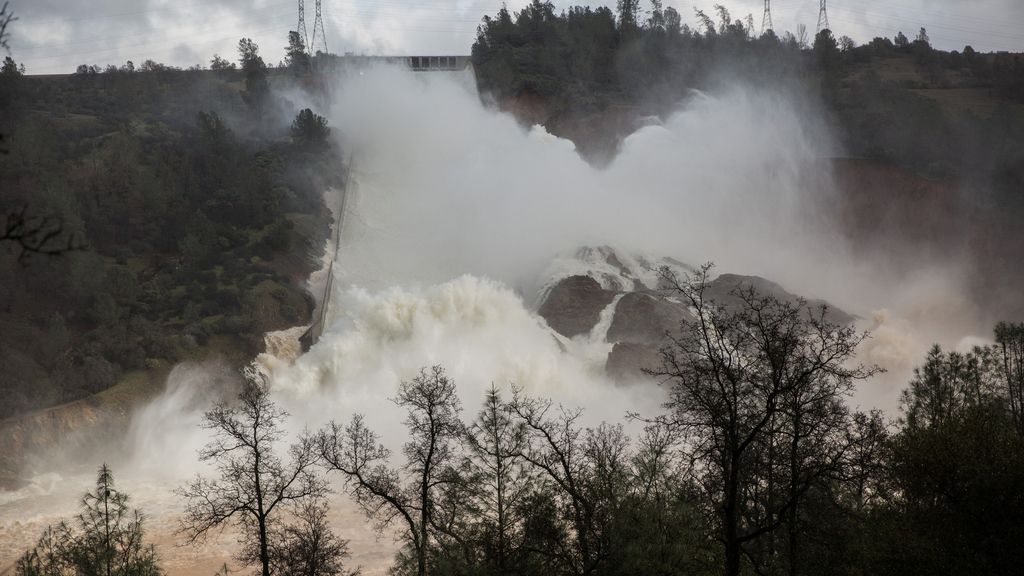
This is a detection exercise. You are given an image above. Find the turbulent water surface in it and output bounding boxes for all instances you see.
[0,66,989,574]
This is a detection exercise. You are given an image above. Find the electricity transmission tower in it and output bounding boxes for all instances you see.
[761,0,773,35]
[310,0,328,55]
[816,0,830,34]
[296,0,308,48]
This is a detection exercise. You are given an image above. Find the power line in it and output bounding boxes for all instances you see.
[27,23,289,74]
[14,2,491,59]
[827,13,1023,51]
[25,0,289,26]
[18,0,1024,38]
[768,0,1024,45]
[18,14,294,58]
[829,5,1024,42]
[14,5,295,53]
[16,0,1024,74]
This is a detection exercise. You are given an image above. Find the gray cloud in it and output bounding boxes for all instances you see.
[5,0,1023,74]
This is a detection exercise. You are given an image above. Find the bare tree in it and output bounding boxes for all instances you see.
[0,8,82,260]
[178,368,325,576]
[647,264,877,576]
[996,322,1024,435]
[839,410,890,514]
[1,206,84,261]
[509,393,619,576]
[269,500,357,576]
[796,24,809,48]
[0,2,14,52]
[318,365,464,576]
[0,2,15,155]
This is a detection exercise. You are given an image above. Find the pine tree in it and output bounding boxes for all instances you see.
[16,465,161,576]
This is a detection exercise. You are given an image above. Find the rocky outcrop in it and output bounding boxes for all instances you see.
[606,292,692,344]
[602,292,694,384]
[536,248,856,386]
[606,342,664,383]
[537,275,616,338]
[706,274,855,325]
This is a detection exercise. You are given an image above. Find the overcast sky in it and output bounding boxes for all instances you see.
[6,0,1024,75]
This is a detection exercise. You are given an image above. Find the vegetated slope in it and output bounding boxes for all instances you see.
[473,4,1024,164]
[0,67,342,425]
[472,5,1024,316]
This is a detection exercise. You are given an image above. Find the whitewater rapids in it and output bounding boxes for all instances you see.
[0,64,988,574]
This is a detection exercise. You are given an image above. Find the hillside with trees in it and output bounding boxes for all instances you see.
[472,0,1024,317]
[0,35,341,422]
[3,3,1024,575]
[473,1,1024,167]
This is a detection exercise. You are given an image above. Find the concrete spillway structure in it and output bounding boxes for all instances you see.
[298,57,476,352]
[299,156,352,352]
[317,54,473,74]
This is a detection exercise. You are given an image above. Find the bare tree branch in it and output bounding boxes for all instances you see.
[177,368,326,576]
[1,206,86,262]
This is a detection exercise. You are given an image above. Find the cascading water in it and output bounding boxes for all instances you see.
[0,64,989,574]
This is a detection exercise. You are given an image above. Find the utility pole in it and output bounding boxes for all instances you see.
[297,0,308,48]
[310,0,328,55]
[816,0,830,34]
[761,0,773,35]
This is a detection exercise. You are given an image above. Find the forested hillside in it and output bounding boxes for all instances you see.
[472,0,1024,315]
[0,39,340,420]
[473,1,1024,171]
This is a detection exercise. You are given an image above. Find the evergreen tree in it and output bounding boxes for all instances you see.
[16,465,161,576]
[2,55,20,76]
[291,109,330,151]
[616,0,641,34]
[237,38,269,112]
[462,386,533,574]
[285,31,311,74]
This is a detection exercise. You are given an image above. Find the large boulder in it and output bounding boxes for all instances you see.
[606,292,692,344]
[538,275,616,338]
[606,341,663,383]
[536,248,856,385]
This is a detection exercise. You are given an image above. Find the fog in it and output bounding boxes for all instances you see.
[325,66,838,293]
[290,65,985,410]
[0,62,993,573]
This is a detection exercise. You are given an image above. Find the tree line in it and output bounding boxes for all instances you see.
[472,1,1024,182]
[0,31,335,420]
[473,0,1024,114]
[18,266,1024,576]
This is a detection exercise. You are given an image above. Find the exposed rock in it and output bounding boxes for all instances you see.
[537,248,855,384]
[606,292,692,345]
[606,342,663,384]
[706,274,855,325]
[571,246,639,292]
[538,275,616,338]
